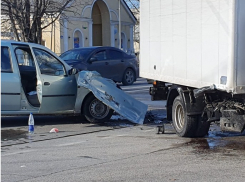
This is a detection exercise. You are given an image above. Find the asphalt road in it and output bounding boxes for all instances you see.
[2,78,245,182]
[1,78,166,146]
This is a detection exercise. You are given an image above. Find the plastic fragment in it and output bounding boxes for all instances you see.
[50,128,59,133]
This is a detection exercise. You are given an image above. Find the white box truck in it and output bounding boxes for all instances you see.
[140,0,245,137]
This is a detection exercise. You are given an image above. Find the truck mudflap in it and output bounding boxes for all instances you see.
[77,71,148,124]
[220,110,245,133]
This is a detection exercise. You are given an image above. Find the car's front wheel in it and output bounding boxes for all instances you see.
[83,94,113,123]
[122,68,135,86]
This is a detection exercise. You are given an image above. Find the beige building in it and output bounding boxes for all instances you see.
[43,0,137,55]
[1,0,137,55]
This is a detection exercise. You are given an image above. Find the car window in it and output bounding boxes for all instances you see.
[1,46,12,72]
[60,49,93,62]
[33,48,66,76]
[108,50,123,59]
[15,48,35,67]
[92,51,107,61]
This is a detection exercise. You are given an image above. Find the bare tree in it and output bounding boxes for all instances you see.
[1,0,91,44]
[125,0,139,44]
[126,0,139,13]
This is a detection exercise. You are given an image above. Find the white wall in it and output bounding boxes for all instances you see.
[140,0,238,93]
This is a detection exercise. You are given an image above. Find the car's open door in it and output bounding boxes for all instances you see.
[32,47,77,113]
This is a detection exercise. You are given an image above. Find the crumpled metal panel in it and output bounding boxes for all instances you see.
[77,71,148,124]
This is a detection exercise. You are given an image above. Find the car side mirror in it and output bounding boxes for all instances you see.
[69,68,78,75]
[89,57,97,63]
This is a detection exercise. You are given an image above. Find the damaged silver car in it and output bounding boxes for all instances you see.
[1,40,147,124]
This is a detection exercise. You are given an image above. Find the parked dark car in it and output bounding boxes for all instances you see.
[60,47,139,85]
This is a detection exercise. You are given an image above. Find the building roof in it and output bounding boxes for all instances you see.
[122,0,137,23]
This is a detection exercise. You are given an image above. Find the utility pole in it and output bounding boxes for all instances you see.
[54,21,56,53]
[119,0,121,49]
[50,22,53,50]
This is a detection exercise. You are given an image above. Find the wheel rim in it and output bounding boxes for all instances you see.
[174,103,185,130]
[125,70,134,84]
[89,99,110,119]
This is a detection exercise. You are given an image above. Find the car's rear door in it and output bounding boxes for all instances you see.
[88,49,126,81]
[1,45,21,111]
[32,47,77,113]
[106,49,126,81]
[87,50,109,77]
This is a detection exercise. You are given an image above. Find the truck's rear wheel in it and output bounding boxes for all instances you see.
[172,96,197,137]
[83,94,113,123]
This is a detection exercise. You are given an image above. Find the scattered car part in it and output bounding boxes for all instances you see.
[77,71,148,124]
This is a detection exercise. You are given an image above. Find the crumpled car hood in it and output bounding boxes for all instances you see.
[77,71,148,124]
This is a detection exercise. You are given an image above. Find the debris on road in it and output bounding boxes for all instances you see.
[50,128,59,133]
[77,71,148,125]
[28,113,34,134]
[144,111,167,124]
[111,115,126,121]
[156,125,165,134]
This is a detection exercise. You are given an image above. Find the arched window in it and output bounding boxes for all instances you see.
[73,29,84,48]
[121,32,127,52]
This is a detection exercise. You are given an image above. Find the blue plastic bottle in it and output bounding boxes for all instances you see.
[28,113,34,134]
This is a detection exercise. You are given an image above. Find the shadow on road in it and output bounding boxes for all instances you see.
[1,115,89,128]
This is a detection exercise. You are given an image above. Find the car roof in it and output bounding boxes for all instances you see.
[2,39,31,45]
[69,46,123,51]
[1,39,45,49]
[1,40,66,61]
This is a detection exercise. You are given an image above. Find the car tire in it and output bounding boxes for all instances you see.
[122,68,135,86]
[82,94,113,123]
[172,96,198,137]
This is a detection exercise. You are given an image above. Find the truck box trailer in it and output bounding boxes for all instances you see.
[140,0,245,137]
